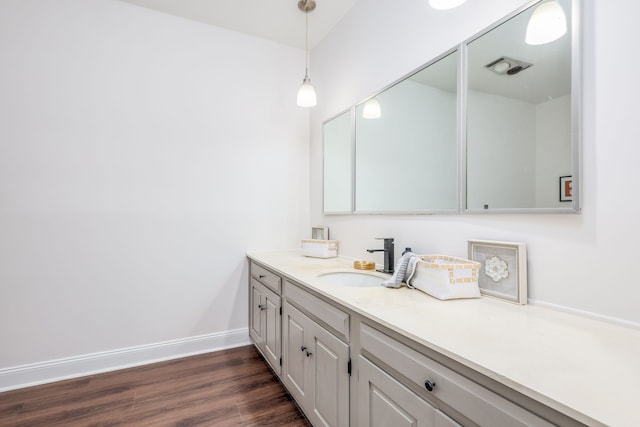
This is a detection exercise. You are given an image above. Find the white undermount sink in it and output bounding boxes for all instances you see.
[317,271,385,287]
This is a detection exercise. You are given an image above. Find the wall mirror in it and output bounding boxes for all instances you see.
[323,109,353,213]
[322,0,580,215]
[464,0,579,213]
[354,50,459,213]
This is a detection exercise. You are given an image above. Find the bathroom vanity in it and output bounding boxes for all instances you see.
[248,251,640,427]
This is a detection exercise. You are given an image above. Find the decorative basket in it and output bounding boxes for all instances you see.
[301,239,338,258]
[409,255,481,300]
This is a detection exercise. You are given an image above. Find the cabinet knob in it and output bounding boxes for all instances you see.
[300,346,307,352]
[424,380,436,392]
[258,304,266,311]
[259,274,266,279]
[306,351,313,358]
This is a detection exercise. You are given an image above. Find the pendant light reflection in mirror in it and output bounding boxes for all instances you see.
[525,0,567,45]
[362,98,382,119]
[297,0,317,107]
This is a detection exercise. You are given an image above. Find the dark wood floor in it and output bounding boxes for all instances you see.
[0,345,309,426]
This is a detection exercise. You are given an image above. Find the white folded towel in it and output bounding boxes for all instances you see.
[382,252,420,288]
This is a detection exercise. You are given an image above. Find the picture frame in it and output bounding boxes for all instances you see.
[467,240,527,305]
[559,175,572,202]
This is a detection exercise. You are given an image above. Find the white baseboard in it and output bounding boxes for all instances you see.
[0,328,251,392]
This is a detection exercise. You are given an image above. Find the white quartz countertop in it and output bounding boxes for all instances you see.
[247,250,640,427]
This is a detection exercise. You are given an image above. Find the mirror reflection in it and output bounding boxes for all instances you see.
[355,51,459,213]
[465,0,573,210]
[323,110,352,213]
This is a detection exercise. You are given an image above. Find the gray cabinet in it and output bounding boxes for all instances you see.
[247,256,594,427]
[283,301,350,427]
[249,264,282,375]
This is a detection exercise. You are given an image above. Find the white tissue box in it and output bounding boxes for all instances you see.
[301,239,338,258]
[410,255,481,300]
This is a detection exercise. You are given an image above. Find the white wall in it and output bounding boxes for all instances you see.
[311,0,640,325]
[0,0,309,381]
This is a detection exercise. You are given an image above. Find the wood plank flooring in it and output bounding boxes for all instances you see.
[0,345,310,426]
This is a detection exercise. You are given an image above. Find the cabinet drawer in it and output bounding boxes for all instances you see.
[285,281,350,341]
[251,262,281,293]
[360,323,553,427]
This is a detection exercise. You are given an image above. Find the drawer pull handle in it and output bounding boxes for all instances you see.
[258,305,266,311]
[300,346,307,352]
[306,351,313,358]
[259,274,266,279]
[424,380,436,392]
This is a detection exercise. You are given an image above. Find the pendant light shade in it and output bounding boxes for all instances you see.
[362,98,382,119]
[525,0,567,45]
[297,75,317,107]
[297,0,317,107]
[429,0,467,10]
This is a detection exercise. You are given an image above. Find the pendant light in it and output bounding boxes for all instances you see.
[297,0,317,107]
[525,0,567,45]
[429,0,467,10]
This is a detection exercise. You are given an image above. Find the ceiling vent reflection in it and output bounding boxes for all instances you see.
[484,56,533,76]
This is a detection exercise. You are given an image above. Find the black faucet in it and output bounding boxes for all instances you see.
[366,238,395,274]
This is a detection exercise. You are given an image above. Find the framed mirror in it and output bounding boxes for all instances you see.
[322,0,581,215]
[323,109,353,213]
[354,50,459,213]
[464,0,580,213]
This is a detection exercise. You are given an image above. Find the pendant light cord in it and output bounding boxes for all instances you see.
[305,8,310,78]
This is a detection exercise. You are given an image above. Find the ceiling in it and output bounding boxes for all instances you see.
[118,0,359,49]
[117,0,571,104]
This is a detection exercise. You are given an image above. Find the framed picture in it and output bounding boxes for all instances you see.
[468,240,527,305]
[559,175,572,202]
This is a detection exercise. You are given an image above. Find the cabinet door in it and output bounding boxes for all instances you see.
[283,302,313,405]
[249,278,265,346]
[284,302,350,427]
[310,322,349,427]
[262,285,281,374]
[358,356,461,427]
[250,278,281,374]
